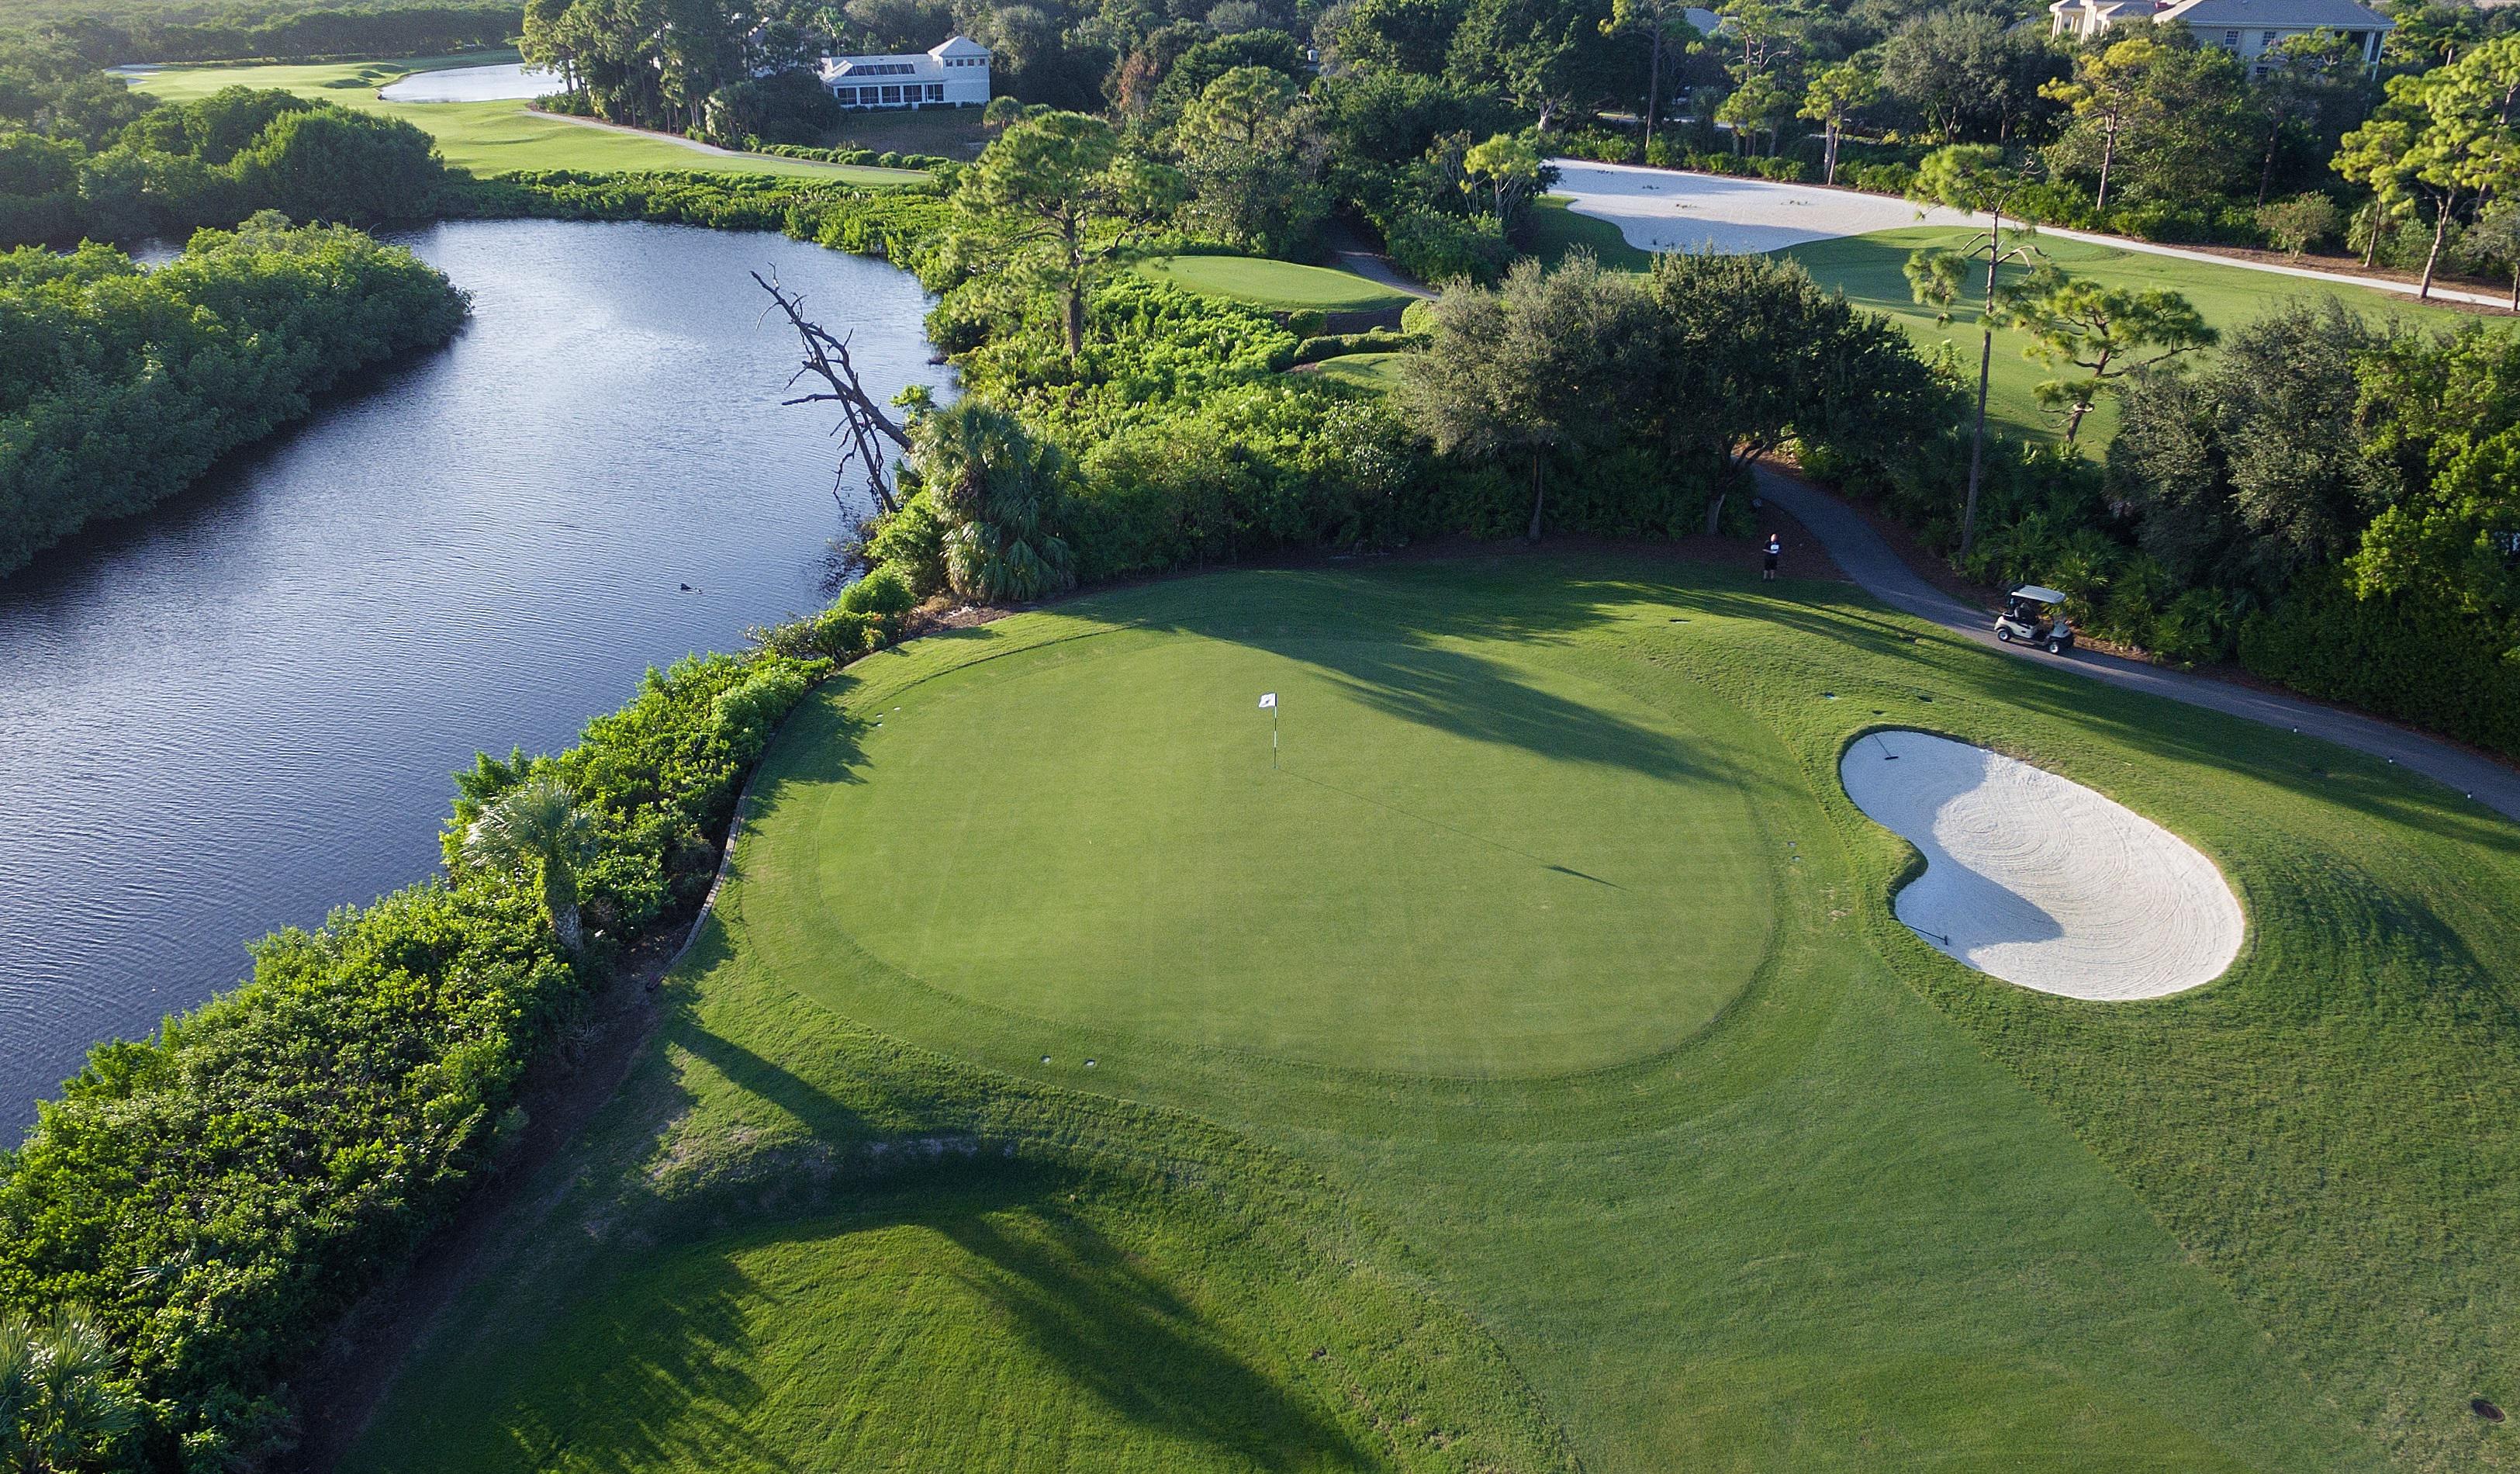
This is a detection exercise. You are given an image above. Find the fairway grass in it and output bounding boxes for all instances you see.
[1531,194,2470,445]
[359,559,2520,1472]
[1137,254,1416,313]
[125,56,928,182]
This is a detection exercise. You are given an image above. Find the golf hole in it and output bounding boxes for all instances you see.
[1841,730,2245,1001]
[2477,1399,2505,1423]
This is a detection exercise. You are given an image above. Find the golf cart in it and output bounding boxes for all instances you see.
[1996,585,2076,654]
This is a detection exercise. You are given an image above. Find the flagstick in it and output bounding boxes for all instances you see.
[1272,706,1280,769]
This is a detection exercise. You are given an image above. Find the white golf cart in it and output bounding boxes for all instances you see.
[1996,585,2076,654]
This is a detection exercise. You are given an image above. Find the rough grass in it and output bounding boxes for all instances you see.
[358,559,2520,1472]
[123,54,928,182]
[1136,254,1416,313]
[1529,195,2468,445]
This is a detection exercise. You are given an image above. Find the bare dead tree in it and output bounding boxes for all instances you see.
[753,269,911,516]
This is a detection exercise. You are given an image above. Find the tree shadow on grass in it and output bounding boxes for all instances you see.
[482,1247,789,1474]
[548,1009,1371,1472]
[1096,563,1760,785]
[1293,636,1725,784]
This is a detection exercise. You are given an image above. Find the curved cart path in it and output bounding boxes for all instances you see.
[1754,468,2520,825]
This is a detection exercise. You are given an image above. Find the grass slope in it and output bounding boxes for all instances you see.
[1530,195,2467,445]
[361,559,2520,1472]
[1305,351,1411,393]
[124,54,928,182]
[1137,254,1416,313]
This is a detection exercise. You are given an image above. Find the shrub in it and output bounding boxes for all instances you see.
[860,491,951,596]
[840,562,918,638]
[1381,206,1511,286]
[0,220,468,577]
[2241,577,2520,759]
[0,647,831,1460]
[2256,194,2340,259]
[1291,327,1415,364]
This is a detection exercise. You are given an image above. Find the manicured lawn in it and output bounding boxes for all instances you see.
[124,55,928,183]
[1137,254,1416,313]
[358,559,2520,1472]
[1530,195,2471,445]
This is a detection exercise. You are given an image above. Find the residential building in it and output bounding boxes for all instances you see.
[819,35,990,109]
[2046,0,2393,74]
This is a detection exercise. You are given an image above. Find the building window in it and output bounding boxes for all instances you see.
[2223,28,2239,46]
[2262,29,2277,44]
[833,86,857,104]
[881,84,902,104]
[925,83,945,101]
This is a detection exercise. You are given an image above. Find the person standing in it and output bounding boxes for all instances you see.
[1763,532,1782,581]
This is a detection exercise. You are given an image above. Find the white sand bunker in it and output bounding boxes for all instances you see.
[1840,730,2243,1000]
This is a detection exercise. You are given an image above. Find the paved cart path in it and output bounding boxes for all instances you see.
[1754,468,2520,825]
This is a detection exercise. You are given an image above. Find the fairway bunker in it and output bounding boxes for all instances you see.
[1841,730,2244,1001]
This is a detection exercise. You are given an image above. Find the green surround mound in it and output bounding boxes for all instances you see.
[1134,255,1416,313]
[752,628,1775,1074]
[358,560,2520,1472]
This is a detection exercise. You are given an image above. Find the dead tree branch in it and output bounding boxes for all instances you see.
[753,269,911,516]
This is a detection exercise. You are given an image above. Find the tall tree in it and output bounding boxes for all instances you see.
[2109,301,2390,597]
[1878,9,2057,144]
[960,110,1171,358]
[1461,130,1547,221]
[1401,251,1657,540]
[1599,0,1702,147]
[1175,66,1329,254]
[2252,28,2366,206]
[2000,269,2216,445]
[2041,31,2159,213]
[1800,61,1875,185]
[1650,249,1944,534]
[1451,0,1629,130]
[2339,34,2520,298]
[1905,144,2043,559]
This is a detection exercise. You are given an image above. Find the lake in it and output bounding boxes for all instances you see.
[0,220,944,1123]
[379,61,560,102]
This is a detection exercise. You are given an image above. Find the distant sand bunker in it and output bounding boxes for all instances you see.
[1841,730,2243,1000]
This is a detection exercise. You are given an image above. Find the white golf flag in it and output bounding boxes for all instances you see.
[1258,692,1277,709]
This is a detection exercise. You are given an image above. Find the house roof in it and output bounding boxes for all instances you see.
[929,35,990,58]
[2155,0,2393,29]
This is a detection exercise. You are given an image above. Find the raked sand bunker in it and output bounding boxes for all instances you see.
[1841,729,2244,1000]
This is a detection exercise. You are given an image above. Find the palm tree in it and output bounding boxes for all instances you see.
[460,776,600,949]
[0,1306,140,1472]
[912,401,1076,604]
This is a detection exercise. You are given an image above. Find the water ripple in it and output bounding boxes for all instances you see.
[0,220,947,1124]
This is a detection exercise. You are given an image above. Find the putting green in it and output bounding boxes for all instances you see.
[745,626,1776,1074]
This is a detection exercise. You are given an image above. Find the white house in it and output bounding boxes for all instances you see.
[2048,0,2392,75]
[819,35,990,110]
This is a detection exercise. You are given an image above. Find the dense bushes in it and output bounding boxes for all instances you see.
[0,85,455,246]
[26,5,524,67]
[0,646,830,1465]
[0,213,469,576]
[2240,576,2520,756]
